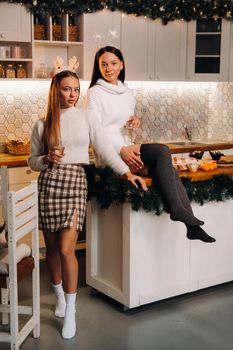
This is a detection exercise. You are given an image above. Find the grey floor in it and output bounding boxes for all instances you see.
[1,260,233,350]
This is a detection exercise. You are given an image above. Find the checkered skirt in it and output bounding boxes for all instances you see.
[38,164,87,233]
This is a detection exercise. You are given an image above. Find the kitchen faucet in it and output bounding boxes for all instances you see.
[184,125,192,141]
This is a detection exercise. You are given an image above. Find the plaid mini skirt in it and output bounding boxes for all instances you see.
[38,164,87,233]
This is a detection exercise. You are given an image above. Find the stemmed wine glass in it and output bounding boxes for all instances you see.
[48,143,65,174]
[125,121,136,145]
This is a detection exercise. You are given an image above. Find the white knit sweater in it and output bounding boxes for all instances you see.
[28,106,129,175]
[85,79,135,161]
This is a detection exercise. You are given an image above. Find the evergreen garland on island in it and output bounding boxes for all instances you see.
[2,1,233,24]
[85,164,233,214]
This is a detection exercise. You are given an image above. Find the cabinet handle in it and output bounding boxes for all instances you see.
[0,33,5,39]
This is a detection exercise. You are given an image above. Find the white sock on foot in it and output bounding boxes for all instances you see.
[52,281,66,318]
[62,293,77,339]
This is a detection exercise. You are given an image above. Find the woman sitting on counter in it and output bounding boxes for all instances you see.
[85,45,216,244]
[28,60,146,339]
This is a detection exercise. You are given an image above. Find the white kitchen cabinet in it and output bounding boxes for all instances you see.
[0,3,32,78]
[120,16,187,81]
[228,22,233,81]
[187,18,231,82]
[83,10,121,80]
[152,20,187,81]
[121,15,151,81]
[86,198,233,309]
[0,2,31,42]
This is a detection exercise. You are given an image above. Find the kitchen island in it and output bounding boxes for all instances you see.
[86,142,233,309]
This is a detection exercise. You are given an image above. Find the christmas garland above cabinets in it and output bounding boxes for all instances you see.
[2,0,233,25]
[85,165,233,214]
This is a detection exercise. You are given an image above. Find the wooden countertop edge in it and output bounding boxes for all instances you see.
[143,166,233,186]
[167,142,233,154]
[0,159,28,167]
[1,141,233,168]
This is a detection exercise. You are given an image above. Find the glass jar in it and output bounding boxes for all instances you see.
[0,64,5,78]
[37,63,48,78]
[16,64,27,78]
[5,64,16,78]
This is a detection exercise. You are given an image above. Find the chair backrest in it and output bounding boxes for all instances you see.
[7,180,39,256]
[0,165,8,225]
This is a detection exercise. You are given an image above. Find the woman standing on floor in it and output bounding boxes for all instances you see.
[28,60,146,340]
[85,45,215,243]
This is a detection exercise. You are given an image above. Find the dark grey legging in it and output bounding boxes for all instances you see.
[140,143,203,226]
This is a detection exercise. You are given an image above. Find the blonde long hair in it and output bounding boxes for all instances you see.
[43,70,79,153]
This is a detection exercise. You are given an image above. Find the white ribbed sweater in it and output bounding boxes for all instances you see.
[28,106,129,175]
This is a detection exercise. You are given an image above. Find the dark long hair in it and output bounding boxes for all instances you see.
[89,46,125,88]
[43,70,79,153]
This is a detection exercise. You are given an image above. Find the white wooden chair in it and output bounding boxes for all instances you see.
[0,166,9,324]
[0,180,40,350]
[0,165,8,227]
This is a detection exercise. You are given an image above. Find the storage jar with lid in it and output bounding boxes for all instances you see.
[0,64,5,78]
[16,64,27,78]
[6,64,16,78]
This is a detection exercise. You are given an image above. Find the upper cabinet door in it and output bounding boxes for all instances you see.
[187,19,230,82]
[228,22,233,82]
[83,10,121,80]
[153,20,187,81]
[121,15,151,81]
[0,3,31,42]
[118,15,187,81]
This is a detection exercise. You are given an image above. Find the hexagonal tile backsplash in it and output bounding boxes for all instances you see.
[0,80,232,143]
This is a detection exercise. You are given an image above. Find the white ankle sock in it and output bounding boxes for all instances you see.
[52,281,66,318]
[62,293,77,339]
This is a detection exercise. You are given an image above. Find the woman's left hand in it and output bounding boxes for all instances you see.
[124,171,148,191]
[125,115,140,129]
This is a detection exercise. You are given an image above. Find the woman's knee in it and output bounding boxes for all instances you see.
[140,143,171,164]
[43,232,58,252]
[59,244,76,261]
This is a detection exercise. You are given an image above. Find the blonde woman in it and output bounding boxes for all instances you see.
[28,68,146,339]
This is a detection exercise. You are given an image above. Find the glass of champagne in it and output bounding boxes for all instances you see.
[125,121,135,145]
[48,143,65,174]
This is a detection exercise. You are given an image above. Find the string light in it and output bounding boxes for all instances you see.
[7,1,233,25]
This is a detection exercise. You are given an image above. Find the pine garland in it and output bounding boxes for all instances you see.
[85,164,233,214]
[2,1,233,24]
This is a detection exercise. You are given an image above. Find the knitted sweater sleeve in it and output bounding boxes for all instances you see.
[86,110,129,176]
[85,88,123,155]
[27,120,48,172]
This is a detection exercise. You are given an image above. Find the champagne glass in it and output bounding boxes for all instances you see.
[48,143,65,174]
[125,121,135,145]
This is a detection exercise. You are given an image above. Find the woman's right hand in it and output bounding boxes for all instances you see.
[47,147,65,164]
[124,171,148,191]
[120,145,144,170]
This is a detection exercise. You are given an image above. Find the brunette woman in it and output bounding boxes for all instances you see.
[85,46,215,243]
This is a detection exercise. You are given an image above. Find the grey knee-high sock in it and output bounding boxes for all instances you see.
[172,162,215,242]
[140,143,204,226]
[173,167,194,215]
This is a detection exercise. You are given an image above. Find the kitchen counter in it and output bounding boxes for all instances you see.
[0,140,233,167]
[165,140,233,154]
[0,153,28,167]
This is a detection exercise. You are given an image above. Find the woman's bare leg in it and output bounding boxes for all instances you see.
[58,209,78,293]
[58,210,78,339]
[43,231,66,317]
[43,231,62,285]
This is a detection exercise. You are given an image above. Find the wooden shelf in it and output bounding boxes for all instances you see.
[34,40,83,46]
